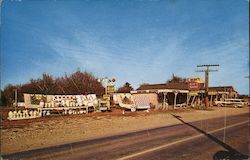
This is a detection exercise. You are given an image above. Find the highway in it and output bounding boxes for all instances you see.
[2,113,249,160]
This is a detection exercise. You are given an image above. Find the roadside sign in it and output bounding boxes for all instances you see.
[188,91,198,96]
[188,82,200,90]
[188,77,203,83]
[106,85,115,94]
[102,94,111,110]
[208,91,217,95]
[188,77,204,91]
[103,94,110,100]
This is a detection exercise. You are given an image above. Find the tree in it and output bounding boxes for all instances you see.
[2,84,18,106]
[166,74,187,84]
[1,90,7,106]
[63,71,104,96]
[30,73,56,95]
[1,70,105,106]
[116,82,134,93]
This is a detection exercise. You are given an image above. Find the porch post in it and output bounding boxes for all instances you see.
[191,95,196,107]
[174,92,178,109]
[163,92,167,110]
[215,94,218,101]
[210,95,213,106]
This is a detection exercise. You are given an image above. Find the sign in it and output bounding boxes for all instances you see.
[188,82,200,90]
[103,94,110,101]
[188,91,198,96]
[188,77,204,91]
[102,94,111,110]
[106,85,115,94]
[208,91,217,95]
[30,94,47,104]
[188,78,204,83]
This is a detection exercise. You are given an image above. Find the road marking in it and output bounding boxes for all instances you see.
[117,120,248,160]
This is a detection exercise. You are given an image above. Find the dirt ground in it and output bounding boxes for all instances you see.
[0,106,248,155]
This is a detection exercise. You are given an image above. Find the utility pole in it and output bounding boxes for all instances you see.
[14,88,18,110]
[196,64,219,109]
[98,77,115,111]
[245,76,250,97]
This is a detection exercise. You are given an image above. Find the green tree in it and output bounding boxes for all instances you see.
[2,70,105,106]
[166,74,187,84]
[117,82,134,93]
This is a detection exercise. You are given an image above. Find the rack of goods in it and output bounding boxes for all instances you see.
[7,93,99,120]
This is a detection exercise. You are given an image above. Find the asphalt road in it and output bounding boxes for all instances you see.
[2,113,249,160]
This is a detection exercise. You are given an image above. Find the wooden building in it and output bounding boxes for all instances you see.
[133,82,239,109]
[133,82,189,109]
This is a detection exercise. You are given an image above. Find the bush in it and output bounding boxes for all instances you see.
[1,70,104,106]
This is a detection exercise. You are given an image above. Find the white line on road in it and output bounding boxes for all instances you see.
[117,120,248,160]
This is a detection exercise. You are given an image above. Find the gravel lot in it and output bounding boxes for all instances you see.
[0,106,248,154]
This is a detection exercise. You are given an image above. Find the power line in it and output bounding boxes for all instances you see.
[197,64,219,67]
[196,64,219,109]
[195,69,218,72]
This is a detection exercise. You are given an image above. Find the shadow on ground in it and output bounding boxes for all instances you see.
[171,114,249,160]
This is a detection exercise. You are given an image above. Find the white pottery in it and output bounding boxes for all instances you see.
[66,100,70,107]
[39,101,44,107]
[46,111,50,115]
[8,111,13,119]
[29,111,34,117]
[51,102,54,108]
[68,110,72,114]
[13,111,17,118]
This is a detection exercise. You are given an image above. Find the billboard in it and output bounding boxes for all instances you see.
[106,85,115,94]
[188,78,203,83]
[188,78,204,91]
[188,91,198,96]
[188,82,200,90]
[208,91,217,95]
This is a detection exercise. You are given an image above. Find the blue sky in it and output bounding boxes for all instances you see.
[1,0,249,94]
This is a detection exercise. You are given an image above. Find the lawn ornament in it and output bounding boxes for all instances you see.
[8,111,13,119]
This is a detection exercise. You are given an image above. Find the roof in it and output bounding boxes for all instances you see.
[137,84,237,93]
[137,82,189,91]
[208,86,236,92]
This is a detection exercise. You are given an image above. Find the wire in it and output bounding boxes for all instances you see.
[223,105,227,143]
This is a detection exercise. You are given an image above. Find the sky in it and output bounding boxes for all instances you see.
[1,0,249,94]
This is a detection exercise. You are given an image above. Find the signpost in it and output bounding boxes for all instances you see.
[188,82,200,90]
[188,77,204,91]
[187,78,204,107]
[98,77,115,111]
[188,91,199,96]
[196,64,219,108]
[106,85,115,94]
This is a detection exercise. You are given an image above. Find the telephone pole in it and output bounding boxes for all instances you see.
[14,88,18,109]
[196,64,219,109]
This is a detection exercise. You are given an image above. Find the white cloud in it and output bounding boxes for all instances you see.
[42,25,248,94]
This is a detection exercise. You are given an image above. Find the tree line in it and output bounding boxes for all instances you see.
[1,70,184,107]
[1,71,105,106]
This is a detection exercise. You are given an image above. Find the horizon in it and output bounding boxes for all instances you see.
[1,0,249,94]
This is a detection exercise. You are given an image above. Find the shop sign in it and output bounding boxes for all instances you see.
[188,82,200,90]
[188,91,198,96]
[208,91,217,95]
[106,85,115,94]
[103,94,110,100]
[188,77,204,83]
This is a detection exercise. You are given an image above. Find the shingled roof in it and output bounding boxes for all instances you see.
[137,83,237,93]
[137,82,189,91]
[208,86,236,92]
